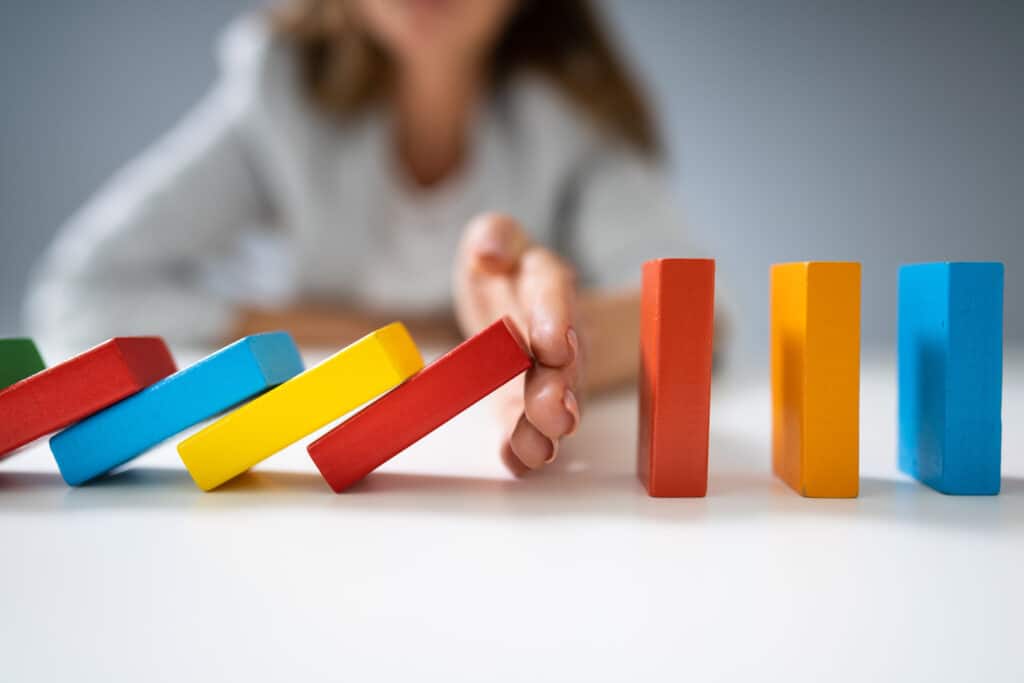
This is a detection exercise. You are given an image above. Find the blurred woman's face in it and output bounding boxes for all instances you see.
[356,0,518,70]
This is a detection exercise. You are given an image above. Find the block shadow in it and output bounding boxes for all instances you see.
[2,465,1021,533]
[0,470,66,492]
[0,385,1020,532]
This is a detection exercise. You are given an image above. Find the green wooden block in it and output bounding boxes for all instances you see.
[0,339,46,390]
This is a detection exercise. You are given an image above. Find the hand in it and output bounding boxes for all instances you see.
[453,213,583,474]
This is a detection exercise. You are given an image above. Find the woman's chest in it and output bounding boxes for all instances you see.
[275,120,559,310]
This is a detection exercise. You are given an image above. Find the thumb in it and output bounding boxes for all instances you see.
[460,212,530,275]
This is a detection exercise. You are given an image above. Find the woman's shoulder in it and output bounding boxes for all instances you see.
[213,14,368,147]
[215,14,296,99]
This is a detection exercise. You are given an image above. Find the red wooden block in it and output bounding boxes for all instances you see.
[0,337,176,459]
[637,258,716,497]
[308,317,532,492]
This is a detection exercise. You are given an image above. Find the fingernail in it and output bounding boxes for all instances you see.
[478,238,508,261]
[566,327,579,363]
[563,389,580,436]
[544,439,559,464]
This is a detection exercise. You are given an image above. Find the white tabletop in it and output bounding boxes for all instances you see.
[2,350,1022,682]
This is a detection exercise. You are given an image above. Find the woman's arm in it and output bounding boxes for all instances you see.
[565,149,731,382]
[231,291,637,391]
[231,304,462,349]
[576,288,640,393]
[450,150,717,474]
[452,214,591,476]
[235,212,645,480]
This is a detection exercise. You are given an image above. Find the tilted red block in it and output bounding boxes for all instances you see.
[0,337,176,458]
[308,317,532,492]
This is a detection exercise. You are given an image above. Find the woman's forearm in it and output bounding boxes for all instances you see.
[578,287,730,394]
[231,304,462,349]
[232,290,642,394]
[577,288,641,394]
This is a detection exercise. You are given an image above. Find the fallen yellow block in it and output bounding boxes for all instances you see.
[178,323,423,491]
[770,262,860,498]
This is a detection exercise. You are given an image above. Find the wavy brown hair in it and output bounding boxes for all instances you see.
[272,0,661,157]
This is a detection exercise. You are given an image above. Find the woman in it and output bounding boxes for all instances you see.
[27,0,698,474]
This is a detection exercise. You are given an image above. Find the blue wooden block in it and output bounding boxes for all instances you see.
[50,332,304,485]
[898,262,1003,495]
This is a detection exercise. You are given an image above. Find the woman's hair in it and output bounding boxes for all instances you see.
[272,0,661,157]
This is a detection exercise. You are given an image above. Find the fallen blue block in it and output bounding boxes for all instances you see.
[51,332,304,485]
[898,262,1003,495]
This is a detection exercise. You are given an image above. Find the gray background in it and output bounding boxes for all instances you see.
[1,1,1021,365]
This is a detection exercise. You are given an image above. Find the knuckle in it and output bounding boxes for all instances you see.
[473,212,520,239]
[523,248,576,284]
[461,213,529,262]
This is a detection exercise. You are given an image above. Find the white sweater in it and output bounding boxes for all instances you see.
[26,16,696,347]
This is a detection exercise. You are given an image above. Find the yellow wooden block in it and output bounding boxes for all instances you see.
[770,262,860,497]
[178,323,423,491]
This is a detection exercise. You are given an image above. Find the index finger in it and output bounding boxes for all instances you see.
[517,247,578,368]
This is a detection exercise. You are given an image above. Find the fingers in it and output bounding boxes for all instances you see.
[453,213,531,336]
[523,365,580,441]
[455,212,577,368]
[493,375,564,476]
[459,212,530,275]
[498,365,582,475]
[493,379,545,476]
[500,441,531,477]
[508,415,556,470]
[518,249,578,368]
[505,248,582,473]
[454,213,585,475]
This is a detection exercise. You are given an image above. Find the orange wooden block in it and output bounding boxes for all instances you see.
[770,262,860,498]
[637,258,715,497]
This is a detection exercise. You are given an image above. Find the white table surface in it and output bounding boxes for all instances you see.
[1,349,1021,682]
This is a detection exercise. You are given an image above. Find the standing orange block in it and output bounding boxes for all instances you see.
[637,258,715,497]
[770,262,861,497]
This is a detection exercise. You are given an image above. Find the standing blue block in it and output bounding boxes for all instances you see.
[898,262,1003,495]
[50,332,304,485]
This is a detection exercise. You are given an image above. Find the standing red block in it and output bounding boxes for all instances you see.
[0,337,176,459]
[308,317,532,492]
[637,258,716,497]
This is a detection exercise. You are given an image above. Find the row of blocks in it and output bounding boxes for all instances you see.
[639,259,1004,497]
[0,260,1004,496]
[0,319,531,491]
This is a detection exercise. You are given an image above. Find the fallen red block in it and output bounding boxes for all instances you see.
[637,258,716,497]
[308,317,532,492]
[0,337,176,459]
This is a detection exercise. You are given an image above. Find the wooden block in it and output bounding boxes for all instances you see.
[898,262,1003,495]
[51,332,304,485]
[178,323,423,491]
[0,338,46,390]
[308,317,532,492]
[637,258,716,497]
[771,262,860,497]
[0,337,176,459]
